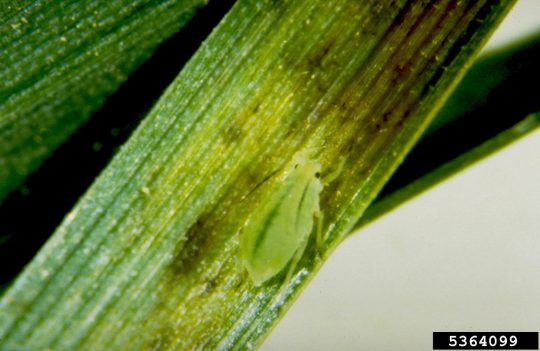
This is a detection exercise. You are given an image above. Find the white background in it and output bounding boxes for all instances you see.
[262,1,540,350]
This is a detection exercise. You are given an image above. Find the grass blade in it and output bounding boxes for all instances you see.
[0,0,235,287]
[356,33,540,228]
[357,111,540,229]
[0,0,515,349]
[0,0,209,201]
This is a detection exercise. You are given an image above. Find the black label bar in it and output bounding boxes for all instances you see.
[433,332,538,350]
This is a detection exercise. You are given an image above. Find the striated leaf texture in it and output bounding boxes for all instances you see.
[0,0,515,350]
[0,0,208,201]
[357,111,540,229]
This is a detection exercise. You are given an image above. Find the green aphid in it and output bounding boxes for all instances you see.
[240,152,323,286]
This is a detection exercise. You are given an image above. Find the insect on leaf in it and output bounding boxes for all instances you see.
[240,152,323,286]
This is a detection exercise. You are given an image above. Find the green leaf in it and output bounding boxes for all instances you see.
[0,0,208,201]
[357,111,540,229]
[0,0,516,349]
[356,32,540,228]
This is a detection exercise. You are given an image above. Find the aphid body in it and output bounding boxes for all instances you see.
[240,153,323,286]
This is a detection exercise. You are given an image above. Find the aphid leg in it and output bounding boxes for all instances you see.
[314,210,323,259]
[283,234,310,285]
[235,248,249,282]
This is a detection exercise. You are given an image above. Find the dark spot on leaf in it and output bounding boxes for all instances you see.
[146,324,173,351]
[223,124,244,145]
[252,102,261,114]
[169,216,211,278]
[201,276,218,296]
[396,107,413,129]
[306,40,335,72]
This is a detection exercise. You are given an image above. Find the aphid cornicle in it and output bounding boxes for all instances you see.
[240,152,323,286]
